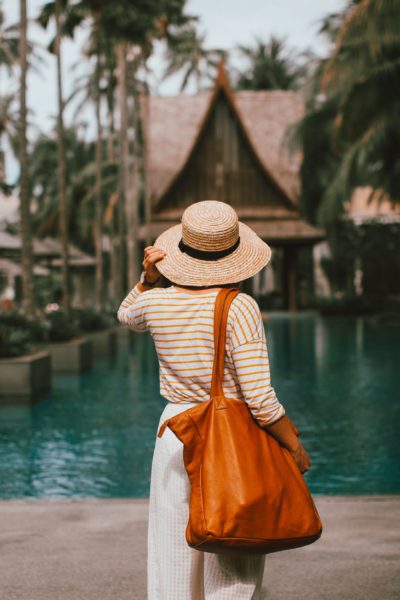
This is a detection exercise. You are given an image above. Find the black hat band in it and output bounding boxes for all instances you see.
[178,237,241,261]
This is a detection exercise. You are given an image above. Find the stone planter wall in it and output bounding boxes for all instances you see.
[36,337,92,373]
[85,329,118,358]
[0,350,51,402]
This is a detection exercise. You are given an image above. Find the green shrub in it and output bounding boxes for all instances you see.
[33,273,62,309]
[70,307,115,332]
[0,310,49,357]
[0,310,50,342]
[0,323,31,358]
[45,310,80,342]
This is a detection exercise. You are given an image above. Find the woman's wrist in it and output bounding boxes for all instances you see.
[137,280,158,293]
[137,271,160,292]
[137,281,150,292]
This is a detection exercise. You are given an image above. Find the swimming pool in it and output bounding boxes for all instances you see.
[0,314,399,498]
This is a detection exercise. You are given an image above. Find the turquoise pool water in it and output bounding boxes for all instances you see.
[0,315,399,498]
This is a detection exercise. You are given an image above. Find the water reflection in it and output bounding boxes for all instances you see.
[267,315,400,495]
[0,316,399,498]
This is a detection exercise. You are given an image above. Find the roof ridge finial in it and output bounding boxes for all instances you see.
[215,57,230,89]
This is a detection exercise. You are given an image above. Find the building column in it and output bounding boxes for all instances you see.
[78,269,86,307]
[283,246,297,312]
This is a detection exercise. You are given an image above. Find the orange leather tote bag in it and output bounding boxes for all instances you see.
[158,288,323,555]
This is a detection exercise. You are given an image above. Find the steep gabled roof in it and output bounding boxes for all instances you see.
[142,92,210,208]
[235,90,303,203]
[142,62,304,209]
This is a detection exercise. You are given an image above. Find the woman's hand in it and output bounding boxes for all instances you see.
[289,441,312,474]
[142,246,166,284]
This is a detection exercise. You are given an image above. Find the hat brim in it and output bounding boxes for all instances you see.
[153,222,272,286]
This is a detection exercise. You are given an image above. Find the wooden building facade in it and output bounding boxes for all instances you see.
[140,63,325,310]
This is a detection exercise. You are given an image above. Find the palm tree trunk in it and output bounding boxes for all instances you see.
[55,0,70,312]
[116,44,126,293]
[19,0,36,317]
[106,89,120,304]
[141,93,152,248]
[107,79,115,163]
[94,11,103,311]
[116,43,139,288]
[132,87,149,244]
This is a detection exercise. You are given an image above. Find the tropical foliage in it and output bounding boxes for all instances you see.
[163,24,225,91]
[234,36,310,91]
[294,0,400,225]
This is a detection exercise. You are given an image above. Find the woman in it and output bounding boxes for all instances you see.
[117,200,311,600]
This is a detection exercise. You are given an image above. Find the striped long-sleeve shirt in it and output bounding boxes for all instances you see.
[117,284,285,427]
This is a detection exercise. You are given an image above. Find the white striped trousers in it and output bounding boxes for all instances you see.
[147,402,266,600]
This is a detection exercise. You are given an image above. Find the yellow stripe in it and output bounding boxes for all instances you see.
[237,295,259,331]
[155,342,214,349]
[234,353,267,361]
[148,316,212,323]
[161,365,212,374]
[152,330,214,337]
[157,351,214,358]
[244,388,276,401]
[232,341,263,354]
[132,300,217,309]
[233,369,270,378]
[235,375,272,385]
[143,308,214,317]
[230,326,241,347]
[162,359,214,365]
[235,300,253,339]
[234,305,249,343]
[150,323,213,329]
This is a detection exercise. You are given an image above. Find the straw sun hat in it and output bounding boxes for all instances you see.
[154,200,272,287]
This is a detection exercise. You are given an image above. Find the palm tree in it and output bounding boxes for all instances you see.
[102,42,120,304]
[0,3,19,75]
[115,43,150,292]
[235,35,309,91]
[290,73,339,224]
[106,0,194,288]
[39,0,108,310]
[313,0,400,223]
[0,3,20,189]
[68,38,121,304]
[54,0,70,312]
[163,25,224,91]
[29,126,97,246]
[19,0,36,317]
[38,0,194,295]
[0,93,18,190]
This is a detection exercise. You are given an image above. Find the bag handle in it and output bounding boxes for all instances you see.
[210,288,239,401]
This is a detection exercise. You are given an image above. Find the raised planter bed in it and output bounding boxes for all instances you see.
[0,350,51,403]
[35,336,92,373]
[85,328,118,358]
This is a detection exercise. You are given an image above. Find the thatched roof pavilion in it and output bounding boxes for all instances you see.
[140,63,325,309]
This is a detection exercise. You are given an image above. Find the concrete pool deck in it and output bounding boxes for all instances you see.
[0,496,399,600]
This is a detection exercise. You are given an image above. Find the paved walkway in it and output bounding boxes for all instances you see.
[0,496,399,600]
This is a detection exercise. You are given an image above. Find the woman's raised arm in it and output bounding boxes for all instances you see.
[116,246,166,332]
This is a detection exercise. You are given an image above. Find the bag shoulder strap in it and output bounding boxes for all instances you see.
[210,288,240,399]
